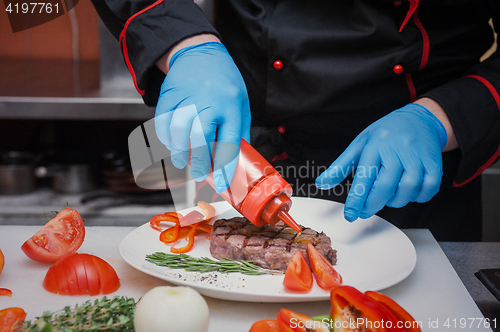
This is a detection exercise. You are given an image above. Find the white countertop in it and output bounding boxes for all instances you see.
[0,226,492,332]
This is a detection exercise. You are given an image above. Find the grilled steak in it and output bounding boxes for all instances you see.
[209,217,337,271]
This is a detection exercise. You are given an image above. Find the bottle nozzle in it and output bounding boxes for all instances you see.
[278,210,302,233]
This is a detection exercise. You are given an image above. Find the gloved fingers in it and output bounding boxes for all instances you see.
[386,166,424,208]
[413,161,442,203]
[154,97,175,150]
[343,147,379,222]
[212,115,244,193]
[169,105,198,169]
[240,104,252,143]
[315,135,366,190]
[359,159,403,219]
[189,115,214,182]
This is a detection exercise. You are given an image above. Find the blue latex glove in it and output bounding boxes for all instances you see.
[154,42,251,193]
[316,103,448,221]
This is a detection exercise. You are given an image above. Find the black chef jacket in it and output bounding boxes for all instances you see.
[92,0,500,241]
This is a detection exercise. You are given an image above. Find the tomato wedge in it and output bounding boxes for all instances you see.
[365,291,422,332]
[43,253,120,295]
[307,243,342,290]
[283,250,313,292]
[0,307,26,332]
[21,207,85,263]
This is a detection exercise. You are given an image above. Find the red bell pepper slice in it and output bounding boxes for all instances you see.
[197,201,215,222]
[307,242,342,290]
[179,210,206,226]
[171,223,200,253]
[249,319,282,332]
[196,221,213,234]
[330,285,394,332]
[0,288,12,297]
[277,308,330,332]
[150,212,182,231]
[365,291,422,332]
[283,250,313,292]
[159,223,181,244]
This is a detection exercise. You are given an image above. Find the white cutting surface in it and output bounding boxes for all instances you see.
[0,226,492,332]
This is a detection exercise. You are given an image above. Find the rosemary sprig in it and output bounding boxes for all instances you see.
[145,252,283,275]
[17,296,136,332]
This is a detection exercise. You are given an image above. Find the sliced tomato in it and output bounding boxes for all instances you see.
[91,255,121,294]
[80,254,101,295]
[365,291,422,332]
[0,249,4,276]
[71,253,90,293]
[306,242,342,290]
[249,319,282,332]
[52,259,71,295]
[43,253,120,296]
[21,207,85,263]
[330,285,392,332]
[283,250,313,292]
[0,307,26,332]
[41,264,58,294]
[0,288,12,297]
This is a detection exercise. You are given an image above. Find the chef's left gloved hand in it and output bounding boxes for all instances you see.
[316,103,448,222]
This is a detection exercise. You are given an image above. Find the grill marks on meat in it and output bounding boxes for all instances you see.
[210,217,337,271]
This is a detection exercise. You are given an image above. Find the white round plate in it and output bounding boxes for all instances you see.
[119,197,417,302]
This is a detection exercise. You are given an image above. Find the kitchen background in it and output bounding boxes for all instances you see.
[0,1,498,241]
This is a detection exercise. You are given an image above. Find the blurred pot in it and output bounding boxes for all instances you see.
[0,151,37,195]
[35,163,97,194]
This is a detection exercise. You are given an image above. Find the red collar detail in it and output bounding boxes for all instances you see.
[399,0,420,32]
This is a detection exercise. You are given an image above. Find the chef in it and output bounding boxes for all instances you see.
[92,0,500,241]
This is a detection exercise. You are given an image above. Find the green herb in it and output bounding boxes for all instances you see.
[17,296,136,332]
[146,252,283,275]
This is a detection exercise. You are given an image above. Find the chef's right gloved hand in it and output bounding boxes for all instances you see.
[154,42,251,193]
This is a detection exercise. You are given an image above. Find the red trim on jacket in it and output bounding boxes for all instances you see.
[412,10,429,70]
[119,0,164,96]
[271,151,289,162]
[399,0,419,32]
[400,7,428,102]
[453,75,500,187]
[405,73,417,102]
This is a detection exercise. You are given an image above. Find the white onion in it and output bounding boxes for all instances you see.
[134,286,209,332]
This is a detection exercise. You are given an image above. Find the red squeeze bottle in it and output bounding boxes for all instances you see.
[205,139,302,233]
